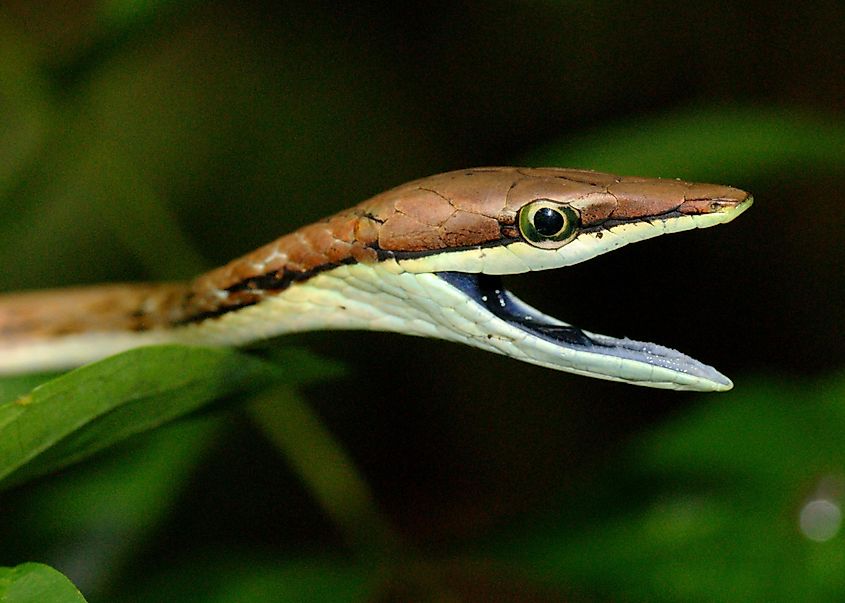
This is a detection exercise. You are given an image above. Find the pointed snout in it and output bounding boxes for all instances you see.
[590,179,753,224]
[678,184,753,223]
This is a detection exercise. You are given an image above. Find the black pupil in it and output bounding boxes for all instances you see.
[533,207,565,237]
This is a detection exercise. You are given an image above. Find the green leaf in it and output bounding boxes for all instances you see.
[0,563,87,603]
[0,345,332,489]
[0,373,60,405]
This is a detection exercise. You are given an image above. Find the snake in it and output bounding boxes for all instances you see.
[0,167,752,390]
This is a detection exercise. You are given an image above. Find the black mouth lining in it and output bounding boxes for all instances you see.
[436,271,603,348]
[435,271,732,388]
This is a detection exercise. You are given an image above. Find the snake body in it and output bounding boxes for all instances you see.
[0,167,752,390]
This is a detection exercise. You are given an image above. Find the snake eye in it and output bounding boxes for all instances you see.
[518,199,579,248]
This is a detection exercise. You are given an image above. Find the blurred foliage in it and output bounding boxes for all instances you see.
[0,1,843,602]
[491,374,845,602]
[530,106,845,180]
[122,554,374,603]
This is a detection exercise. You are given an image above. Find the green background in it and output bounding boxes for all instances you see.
[0,1,843,601]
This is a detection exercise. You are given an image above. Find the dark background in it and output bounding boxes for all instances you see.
[0,1,843,601]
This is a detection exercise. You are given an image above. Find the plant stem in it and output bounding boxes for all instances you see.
[249,386,402,563]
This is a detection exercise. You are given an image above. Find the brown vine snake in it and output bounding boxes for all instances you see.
[0,167,752,390]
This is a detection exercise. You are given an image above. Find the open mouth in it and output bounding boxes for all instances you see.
[436,271,732,391]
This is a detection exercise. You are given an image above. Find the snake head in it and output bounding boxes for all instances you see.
[362,166,751,273]
[352,168,752,391]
